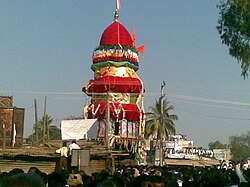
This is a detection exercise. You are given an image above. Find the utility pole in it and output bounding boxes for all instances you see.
[34,99,38,145]
[106,93,111,148]
[159,81,166,166]
[43,96,47,143]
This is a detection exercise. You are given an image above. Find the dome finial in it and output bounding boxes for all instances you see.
[114,9,119,22]
[114,0,120,22]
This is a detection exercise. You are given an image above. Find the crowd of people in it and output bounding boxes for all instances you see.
[0,139,249,186]
[0,159,250,187]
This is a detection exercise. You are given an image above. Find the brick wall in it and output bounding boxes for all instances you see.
[80,159,108,176]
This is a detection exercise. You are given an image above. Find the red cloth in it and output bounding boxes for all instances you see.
[87,102,141,121]
[86,76,143,93]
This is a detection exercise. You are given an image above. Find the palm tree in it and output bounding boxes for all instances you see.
[38,115,53,142]
[145,98,178,142]
[31,115,61,144]
[145,98,178,166]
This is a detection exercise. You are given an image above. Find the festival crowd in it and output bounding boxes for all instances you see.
[0,140,249,187]
[0,159,250,187]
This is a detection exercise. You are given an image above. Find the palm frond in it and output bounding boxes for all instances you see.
[145,97,178,140]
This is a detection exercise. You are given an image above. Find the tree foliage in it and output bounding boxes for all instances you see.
[145,98,178,141]
[27,115,61,145]
[208,140,227,149]
[217,0,250,78]
[229,130,250,161]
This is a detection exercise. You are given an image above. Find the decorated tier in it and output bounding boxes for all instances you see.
[83,10,145,142]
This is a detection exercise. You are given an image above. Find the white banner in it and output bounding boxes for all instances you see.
[166,140,193,149]
[61,119,98,140]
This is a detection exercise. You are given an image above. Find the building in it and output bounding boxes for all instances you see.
[0,96,25,148]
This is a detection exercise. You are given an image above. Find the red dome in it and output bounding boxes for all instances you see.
[100,22,133,46]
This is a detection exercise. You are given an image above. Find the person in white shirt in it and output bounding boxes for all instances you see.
[68,139,80,156]
[235,161,248,183]
[68,140,81,172]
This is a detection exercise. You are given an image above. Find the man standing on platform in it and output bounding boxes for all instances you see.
[68,140,80,156]
[68,140,80,171]
[55,141,68,171]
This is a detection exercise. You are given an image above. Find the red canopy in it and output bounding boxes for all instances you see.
[85,76,143,94]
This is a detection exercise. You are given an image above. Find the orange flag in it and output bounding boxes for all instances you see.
[137,45,145,55]
[131,27,145,55]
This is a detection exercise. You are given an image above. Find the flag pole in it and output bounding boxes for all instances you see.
[114,0,122,48]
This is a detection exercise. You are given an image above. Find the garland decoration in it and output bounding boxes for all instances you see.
[90,103,101,116]
[94,45,138,53]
